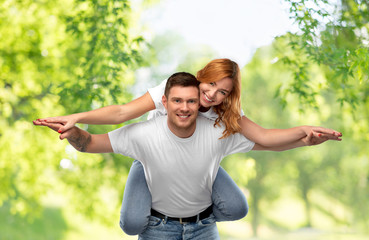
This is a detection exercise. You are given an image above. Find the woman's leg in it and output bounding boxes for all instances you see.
[211,166,249,221]
[120,160,152,235]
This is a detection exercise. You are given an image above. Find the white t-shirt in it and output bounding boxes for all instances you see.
[108,116,255,217]
[147,79,245,120]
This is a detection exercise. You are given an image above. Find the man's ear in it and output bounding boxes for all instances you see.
[162,95,168,110]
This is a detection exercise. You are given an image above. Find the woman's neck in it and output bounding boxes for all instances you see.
[199,106,210,112]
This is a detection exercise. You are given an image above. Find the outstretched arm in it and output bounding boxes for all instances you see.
[34,92,155,133]
[35,121,113,153]
[252,129,342,151]
[239,116,342,148]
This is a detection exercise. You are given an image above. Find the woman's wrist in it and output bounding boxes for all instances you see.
[300,125,312,137]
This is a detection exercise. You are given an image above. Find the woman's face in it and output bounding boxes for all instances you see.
[199,77,233,108]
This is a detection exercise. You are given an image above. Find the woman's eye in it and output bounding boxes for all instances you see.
[210,82,215,86]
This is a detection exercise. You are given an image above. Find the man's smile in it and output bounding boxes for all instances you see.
[177,114,191,119]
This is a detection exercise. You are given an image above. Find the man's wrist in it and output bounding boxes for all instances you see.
[67,127,92,152]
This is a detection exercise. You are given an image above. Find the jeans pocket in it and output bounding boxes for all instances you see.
[198,214,216,226]
[147,216,164,228]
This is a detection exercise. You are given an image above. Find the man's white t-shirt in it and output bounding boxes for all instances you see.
[108,116,255,218]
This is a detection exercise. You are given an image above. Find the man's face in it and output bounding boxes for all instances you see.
[162,85,200,138]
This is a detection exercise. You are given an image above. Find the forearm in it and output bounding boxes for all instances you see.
[76,92,155,125]
[268,138,306,151]
[75,105,126,125]
[256,126,309,147]
[66,127,93,152]
[239,116,308,147]
[253,137,307,151]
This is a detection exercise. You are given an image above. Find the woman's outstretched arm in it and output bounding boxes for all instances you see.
[239,116,342,147]
[252,128,342,151]
[34,92,155,133]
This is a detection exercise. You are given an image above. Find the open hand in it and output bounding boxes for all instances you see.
[33,115,77,134]
[303,130,342,146]
[33,120,73,140]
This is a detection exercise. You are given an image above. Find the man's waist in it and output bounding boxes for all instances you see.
[150,205,213,224]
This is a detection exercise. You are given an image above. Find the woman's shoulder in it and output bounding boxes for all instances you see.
[147,79,167,104]
[198,107,218,121]
[197,116,224,134]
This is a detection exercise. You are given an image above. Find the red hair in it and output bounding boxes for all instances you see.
[196,58,242,139]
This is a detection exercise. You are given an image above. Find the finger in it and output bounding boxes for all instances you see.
[43,117,66,124]
[41,122,64,131]
[42,121,65,133]
[58,122,74,133]
[59,131,72,140]
[314,127,342,137]
[60,133,66,140]
[317,133,341,141]
[33,119,43,125]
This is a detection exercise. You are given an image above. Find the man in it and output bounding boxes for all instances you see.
[36,72,340,239]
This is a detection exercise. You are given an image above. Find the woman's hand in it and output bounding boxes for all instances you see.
[302,126,342,139]
[33,91,156,134]
[302,129,342,146]
[34,115,77,133]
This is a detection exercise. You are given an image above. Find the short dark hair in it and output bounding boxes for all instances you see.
[164,72,200,98]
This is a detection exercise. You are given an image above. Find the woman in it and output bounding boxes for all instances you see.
[36,59,341,235]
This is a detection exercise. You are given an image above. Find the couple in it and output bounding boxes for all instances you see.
[34,59,342,239]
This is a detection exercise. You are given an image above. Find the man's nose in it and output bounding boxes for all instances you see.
[180,102,189,111]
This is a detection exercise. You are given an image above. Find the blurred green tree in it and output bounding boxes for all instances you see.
[224,37,367,236]
[280,0,369,231]
[0,0,146,225]
[281,0,369,109]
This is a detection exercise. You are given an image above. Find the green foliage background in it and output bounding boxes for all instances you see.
[1,0,369,239]
[1,0,145,238]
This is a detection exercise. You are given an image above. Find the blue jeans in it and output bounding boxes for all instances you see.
[138,214,219,240]
[120,160,248,235]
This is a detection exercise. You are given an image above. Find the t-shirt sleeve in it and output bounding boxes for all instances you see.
[222,132,255,155]
[147,79,167,109]
[108,123,143,161]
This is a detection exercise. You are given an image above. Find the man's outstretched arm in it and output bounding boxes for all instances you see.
[34,121,113,153]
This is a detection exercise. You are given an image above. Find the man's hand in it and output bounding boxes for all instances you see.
[302,130,342,146]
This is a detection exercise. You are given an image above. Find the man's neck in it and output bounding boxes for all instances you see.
[167,122,196,138]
